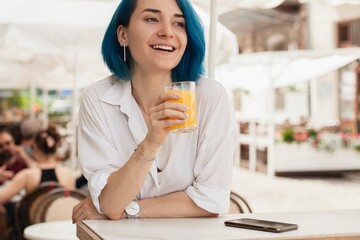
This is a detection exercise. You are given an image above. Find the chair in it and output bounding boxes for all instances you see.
[32,188,88,223]
[229,191,252,214]
[14,181,62,240]
[0,209,10,240]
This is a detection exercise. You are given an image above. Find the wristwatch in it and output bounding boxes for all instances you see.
[124,199,140,219]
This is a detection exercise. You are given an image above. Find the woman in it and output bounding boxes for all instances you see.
[0,125,75,204]
[72,0,237,221]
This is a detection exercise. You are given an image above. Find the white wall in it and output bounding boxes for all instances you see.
[309,2,360,128]
[284,91,309,124]
[310,73,340,129]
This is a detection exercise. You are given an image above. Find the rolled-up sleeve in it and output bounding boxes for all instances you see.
[185,80,238,214]
[78,87,121,212]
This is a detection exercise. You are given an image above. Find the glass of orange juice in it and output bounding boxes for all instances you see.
[164,81,197,133]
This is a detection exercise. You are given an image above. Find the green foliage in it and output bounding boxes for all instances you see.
[281,128,295,143]
[307,128,318,140]
[8,90,30,108]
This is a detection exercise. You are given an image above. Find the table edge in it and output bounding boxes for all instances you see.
[76,221,102,240]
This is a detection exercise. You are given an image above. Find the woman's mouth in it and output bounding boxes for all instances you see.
[150,45,175,52]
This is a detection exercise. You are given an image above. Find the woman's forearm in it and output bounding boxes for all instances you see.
[99,139,158,220]
[139,191,218,218]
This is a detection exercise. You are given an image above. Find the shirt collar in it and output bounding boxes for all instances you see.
[100,77,132,106]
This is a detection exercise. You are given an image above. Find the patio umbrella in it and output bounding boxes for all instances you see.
[216,48,360,92]
[191,0,286,78]
[0,0,238,91]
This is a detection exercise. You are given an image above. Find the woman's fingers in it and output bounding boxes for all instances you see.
[72,200,84,223]
[72,198,92,223]
[149,92,188,124]
[72,208,86,223]
[150,101,187,115]
[153,91,180,106]
[144,91,189,145]
[72,197,108,223]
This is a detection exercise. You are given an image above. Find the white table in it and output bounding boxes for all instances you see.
[77,209,360,240]
[24,220,77,240]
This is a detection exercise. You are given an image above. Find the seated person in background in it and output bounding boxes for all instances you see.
[0,125,75,240]
[19,119,42,157]
[0,129,36,185]
[76,174,88,190]
[0,125,75,205]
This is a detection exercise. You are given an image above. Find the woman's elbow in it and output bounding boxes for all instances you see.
[106,212,123,220]
[100,202,124,220]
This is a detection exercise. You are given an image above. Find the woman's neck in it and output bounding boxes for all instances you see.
[35,155,57,169]
[131,71,172,113]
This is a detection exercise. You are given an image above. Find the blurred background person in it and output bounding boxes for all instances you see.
[19,119,42,157]
[0,129,36,185]
[0,125,75,199]
[0,125,75,239]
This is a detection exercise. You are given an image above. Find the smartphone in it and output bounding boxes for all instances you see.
[224,218,298,233]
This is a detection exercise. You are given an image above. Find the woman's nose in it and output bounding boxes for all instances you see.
[158,22,174,38]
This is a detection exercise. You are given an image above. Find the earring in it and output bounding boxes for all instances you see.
[123,45,127,62]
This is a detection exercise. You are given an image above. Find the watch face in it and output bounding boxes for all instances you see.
[125,201,140,216]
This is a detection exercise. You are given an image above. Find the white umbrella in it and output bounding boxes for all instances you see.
[0,0,238,90]
[216,48,360,92]
[191,0,285,14]
[299,0,360,5]
[191,0,287,78]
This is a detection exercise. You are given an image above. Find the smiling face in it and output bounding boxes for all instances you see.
[118,0,188,75]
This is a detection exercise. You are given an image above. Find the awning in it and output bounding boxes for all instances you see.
[216,48,360,92]
[0,0,238,90]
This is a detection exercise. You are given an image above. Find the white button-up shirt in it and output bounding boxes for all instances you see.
[78,75,238,214]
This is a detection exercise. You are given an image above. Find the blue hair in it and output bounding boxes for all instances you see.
[101,0,206,82]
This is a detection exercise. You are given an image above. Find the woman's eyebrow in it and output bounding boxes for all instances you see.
[142,8,184,19]
[174,13,184,19]
[143,8,160,14]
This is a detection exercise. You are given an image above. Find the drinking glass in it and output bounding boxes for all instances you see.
[164,81,197,133]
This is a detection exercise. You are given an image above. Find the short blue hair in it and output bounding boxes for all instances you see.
[101,0,206,82]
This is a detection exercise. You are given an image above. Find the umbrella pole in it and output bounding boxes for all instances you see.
[29,78,36,120]
[70,53,79,171]
[208,0,218,79]
[267,87,276,177]
[42,86,49,127]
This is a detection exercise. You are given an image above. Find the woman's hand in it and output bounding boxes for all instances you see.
[72,197,109,223]
[146,92,188,147]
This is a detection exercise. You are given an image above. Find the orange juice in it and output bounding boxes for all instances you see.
[165,85,197,133]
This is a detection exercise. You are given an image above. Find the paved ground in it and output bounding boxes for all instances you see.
[231,167,360,213]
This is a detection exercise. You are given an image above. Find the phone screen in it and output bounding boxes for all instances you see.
[224,218,298,233]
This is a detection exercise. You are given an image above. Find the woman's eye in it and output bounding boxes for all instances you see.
[146,18,158,22]
[174,22,185,28]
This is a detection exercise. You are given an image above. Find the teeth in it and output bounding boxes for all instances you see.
[152,45,174,52]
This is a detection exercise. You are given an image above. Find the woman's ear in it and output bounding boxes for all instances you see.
[117,25,127,46]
